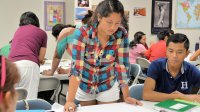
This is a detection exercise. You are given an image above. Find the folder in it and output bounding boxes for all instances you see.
[154,99,197,112]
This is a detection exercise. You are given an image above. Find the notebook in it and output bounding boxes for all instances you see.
[154,99,197,112]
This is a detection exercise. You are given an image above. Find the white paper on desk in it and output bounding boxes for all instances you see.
[51,102,64,112]
[77,102,155,112]
[190,107,200,112]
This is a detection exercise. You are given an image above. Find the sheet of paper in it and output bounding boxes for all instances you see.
[169,103,187,110]
[77,102,155,112]
[191,107,200,112]
[51,102,64,112]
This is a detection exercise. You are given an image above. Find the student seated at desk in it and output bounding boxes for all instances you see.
[0,56,20,112]
[129,31,147,64]
[145,30,170,62]
[189,49,200,61]
[143,33,200,102]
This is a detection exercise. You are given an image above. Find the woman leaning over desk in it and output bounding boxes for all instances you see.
[64,0,142,111]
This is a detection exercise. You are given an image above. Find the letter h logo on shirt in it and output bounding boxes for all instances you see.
[181,81,188,90]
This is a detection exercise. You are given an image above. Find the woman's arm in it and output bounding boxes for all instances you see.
[116,30,142,105]
[39,47,46,64]
[190,49,200,61]
[64,75,80,112]
[64,28,86,111]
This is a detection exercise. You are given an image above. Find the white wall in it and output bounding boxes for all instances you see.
[0,0,199,58]
[91,0,200,51]
[0,0,74,59]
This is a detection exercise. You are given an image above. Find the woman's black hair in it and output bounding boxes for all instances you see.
[129,31,146,48]
[157,30,170,40]
[19,11,40,27]
[52,24,76,39]
[88,0,124,26]
[121,15,129,31]
[82,10,93,24]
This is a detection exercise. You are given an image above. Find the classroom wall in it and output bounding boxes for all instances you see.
[91,0,200,51]
[0,0,74,59]
[0,0,199,59]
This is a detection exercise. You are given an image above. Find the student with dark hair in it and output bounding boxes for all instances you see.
[52,24,76,40]
[0,56,20,112]
[145,30,170,62]
[43,24,76,76]
[9,11,47,99]
[143,33,200,102]
[129,31,147,64]
[64,0,141,111]
[19,11,40,27]
[40,24,75,102]
[81,10,93,25]
[168,29,174,36]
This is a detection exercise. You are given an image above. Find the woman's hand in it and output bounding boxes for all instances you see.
[124,97,143,106]
[57,67,71,74]
[64,102,77,112]
[42,69,53,76]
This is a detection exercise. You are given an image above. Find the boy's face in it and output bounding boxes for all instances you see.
[166,42,189,67]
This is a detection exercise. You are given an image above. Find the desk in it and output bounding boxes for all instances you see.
[51,101,158,112]
[76,101,158,112]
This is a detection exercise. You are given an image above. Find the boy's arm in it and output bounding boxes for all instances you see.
[143,77,200,102]
[143,77,182,102]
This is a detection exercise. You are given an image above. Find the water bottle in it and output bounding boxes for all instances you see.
[196,36,200,51]
[195,42,199,51]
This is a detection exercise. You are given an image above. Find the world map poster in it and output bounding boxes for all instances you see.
[176,0,200,28]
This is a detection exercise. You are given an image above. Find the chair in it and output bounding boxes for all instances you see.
[38,76,60,102]
[128,64,142,86]
[16,99,51,110]
[197,89,200,94]
[16,87,28,100]
[129,84,144,100]
[136,57,151,70]
[136,57,151,81]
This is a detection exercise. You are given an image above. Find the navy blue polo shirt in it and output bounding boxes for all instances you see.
[147,58,200,94]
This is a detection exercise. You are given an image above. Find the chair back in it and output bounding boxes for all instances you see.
[136,57,151,69]
[197,89,200,94]
[38,76,60,101]
[128,64,141,86]
[16,99,51,110]
[129,84,144,100]
[16,87,28,100]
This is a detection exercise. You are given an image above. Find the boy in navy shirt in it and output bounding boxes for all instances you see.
[143,33,200,103]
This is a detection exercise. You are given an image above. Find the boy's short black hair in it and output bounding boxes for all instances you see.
[167,33,190,50]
